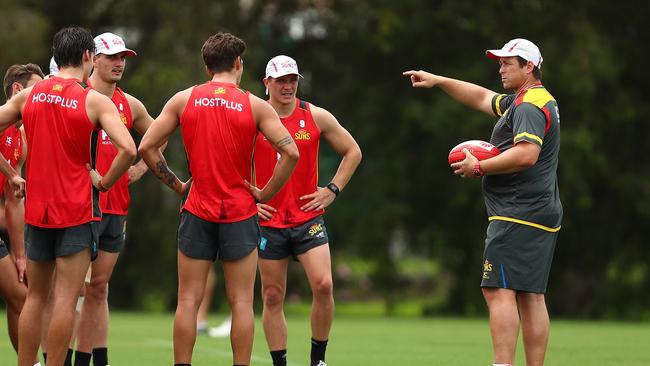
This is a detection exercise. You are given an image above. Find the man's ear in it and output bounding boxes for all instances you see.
[11,82,23,97]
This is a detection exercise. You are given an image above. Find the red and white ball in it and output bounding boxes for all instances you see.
[448,140,500,165]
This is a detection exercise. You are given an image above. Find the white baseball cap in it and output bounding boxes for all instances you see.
[49,57,59,75]
[264,55,303,79]
[486,38,543,69]
[94,32,137,57]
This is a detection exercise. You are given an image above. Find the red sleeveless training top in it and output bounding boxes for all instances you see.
[94,86,133,215]
[22,76,101,228]
[254,99,322,228]
[0,125,23,190]
[179,81,258,223]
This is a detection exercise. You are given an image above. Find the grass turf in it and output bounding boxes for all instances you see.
[1,311,649,365]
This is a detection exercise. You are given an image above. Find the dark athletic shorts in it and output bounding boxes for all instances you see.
[480,219,558,294]
[0,239,8,259]
[177,211,260,261]
[259,216,329,260]
[97,214,127,253]
[25,223,99,261]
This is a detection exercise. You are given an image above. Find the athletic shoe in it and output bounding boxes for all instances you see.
[311,361,327,366]
[208,317,232,338]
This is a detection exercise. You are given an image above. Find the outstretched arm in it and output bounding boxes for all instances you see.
[138,90,191,196]
[403,70,497,116]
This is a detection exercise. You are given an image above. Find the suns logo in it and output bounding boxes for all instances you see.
[308,223,323,236]
[294,129,310,140]
[13,148,19,161]
[52,84,63,92]
[482,260,493,280]
[119,113,128,125]
[213,87,226,95]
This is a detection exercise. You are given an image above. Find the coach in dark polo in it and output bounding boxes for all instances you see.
[404,38,561,366]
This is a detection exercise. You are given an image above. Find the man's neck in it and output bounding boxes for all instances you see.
[270,98,296,118]
[210,72,238,85]
[56,67,86,83]
[89,75,117,97]
[515,77,541,94]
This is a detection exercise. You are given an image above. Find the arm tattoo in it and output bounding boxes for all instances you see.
[156,160,178,187]
[275,135,293,148]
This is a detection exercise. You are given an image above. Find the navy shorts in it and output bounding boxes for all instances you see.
[25,223,99,261]
[481,220,558,294]
[259,216,329,260]
[97,214,127,253]
[177,211,260,261]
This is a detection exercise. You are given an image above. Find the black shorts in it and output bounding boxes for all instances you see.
[0,239,8,259]
[25,223,99,262]
[97,214,127,253]
[481,220,558,294]
[259,216,329,260]
[177,211,260,261]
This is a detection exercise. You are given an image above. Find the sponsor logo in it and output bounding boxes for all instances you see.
[308,223,323,236]
[5,136,12,146]
[101,130,113,145]
[31,93,78,109]
[294,129,310,140]
[193,97,243,111]
[482,259,493,280]
[52,84,63,92]
[214,87,226,95]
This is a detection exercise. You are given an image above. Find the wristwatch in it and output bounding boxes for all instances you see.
[473,162,484,177]
[326,182,340,196]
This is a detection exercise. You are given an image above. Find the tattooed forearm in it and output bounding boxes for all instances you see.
[156,160,178,187]
[275,135,293,148]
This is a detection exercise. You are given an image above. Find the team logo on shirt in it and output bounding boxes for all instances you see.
[482,260,493,279]
[52,84,63,92]
[13,148,19,161]
[213,87,226,95]
[308,223,323,237]
[294,129,311,140]
[119,113,127,125]
[4,136,12,146]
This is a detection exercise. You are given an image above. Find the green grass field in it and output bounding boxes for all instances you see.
[1,311,649,365]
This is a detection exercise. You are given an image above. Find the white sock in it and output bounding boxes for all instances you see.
[34,363,42,366]
[197,320,207,330]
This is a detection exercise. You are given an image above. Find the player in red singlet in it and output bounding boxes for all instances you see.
[0,63,44,364]
[139,32,298,366]
[73,32,156,366]
[255,56,362,366]
[0,27,136,366]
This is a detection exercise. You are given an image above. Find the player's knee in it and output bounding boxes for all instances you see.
[263,286,285,309]
[86,278,109,301]
[6,293,25,312]
[312,277,333,299]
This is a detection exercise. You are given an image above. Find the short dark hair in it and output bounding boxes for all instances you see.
[52,27,95,68]
[3,63,45,99]
[201,33,246,74]
[516,56,542,80]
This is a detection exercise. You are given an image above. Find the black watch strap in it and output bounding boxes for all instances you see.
[326,182,340,196]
